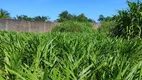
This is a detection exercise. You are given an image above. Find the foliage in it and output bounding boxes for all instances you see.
[57,10,95,22]
[0,31,142,80]
[98,21,116,35]
[52,21,94,32]
[112,0,142,39]
[0,9,10,19]
[57,10,73,22]
[15,15,50,22]
[98,14,105,22]
[76,13,89,22]
[15,15,33,21]
[98,14,116,22]
[33,16,50,22]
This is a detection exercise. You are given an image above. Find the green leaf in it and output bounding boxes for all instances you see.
[0,75,4,80]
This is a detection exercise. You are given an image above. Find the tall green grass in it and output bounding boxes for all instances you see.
[0,31,142,80]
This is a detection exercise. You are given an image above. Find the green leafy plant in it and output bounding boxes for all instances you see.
[0,31,142,80]
[112,0,142,39]
[0,9,10,19]
[52,21,94,33]
[97,21,116,35]
[57,10,95,22]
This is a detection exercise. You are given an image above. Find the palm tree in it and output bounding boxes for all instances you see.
[0,9,10,19]
[33,16,50,22]
[15,15,33,21]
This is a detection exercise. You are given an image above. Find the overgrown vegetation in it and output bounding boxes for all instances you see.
[0,0,142,80]
[112,0,142,39]
[52,21,94,32]
[0,31,142,80]
[98,21,116,35]
[98,0,142,39]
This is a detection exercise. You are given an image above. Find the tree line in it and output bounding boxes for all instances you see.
[1,0,142,39]
[0,9,111,22]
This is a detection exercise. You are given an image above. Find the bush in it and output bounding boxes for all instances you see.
[112,0,142,39]
[97,21,116,35]
[52,21,94,33]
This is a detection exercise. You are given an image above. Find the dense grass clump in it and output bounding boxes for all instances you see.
[0,31,142,80]
[111,0,142,39]
[52,21,94,33]
[98,21,116,35]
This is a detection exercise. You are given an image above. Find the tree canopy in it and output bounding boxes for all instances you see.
[57,10,95,22]
[0,9,10,19]
[14,15,50,22]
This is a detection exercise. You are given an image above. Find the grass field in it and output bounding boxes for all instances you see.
[0,31,142,80]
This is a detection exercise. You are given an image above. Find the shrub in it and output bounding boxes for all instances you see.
[97,21,116,35]
[112,0,142,39]
[52,21,94,33]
